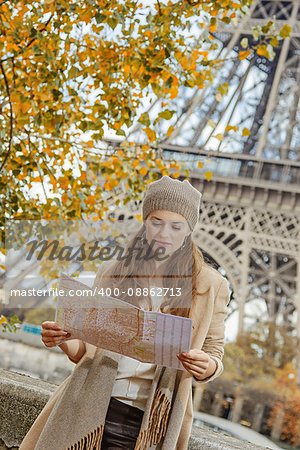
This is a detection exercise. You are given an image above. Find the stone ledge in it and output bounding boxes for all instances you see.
[0,368,267,449]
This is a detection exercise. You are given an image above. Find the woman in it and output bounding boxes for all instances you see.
[19,175,230,450]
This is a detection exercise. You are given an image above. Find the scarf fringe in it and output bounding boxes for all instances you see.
[134,389,171,450]
[66,423,104,450]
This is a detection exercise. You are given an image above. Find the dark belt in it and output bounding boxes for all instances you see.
[101,397,144,450]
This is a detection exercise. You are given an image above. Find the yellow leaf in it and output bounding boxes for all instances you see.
[110,179,119,188]
[169,86,178,100]
[104,181,112,190]
[62,195,68,204]
[205,171,212,181]
[123,65,131,76]
[21,102,32,114]
[181,56,189,70]
[279,24,291,39]
[207,119,216,128]
[143,127,156,143]
[135,214,142,222]
[197,161,204,168]
[214,133,224,141]
[139,167,148,177]
[58,176,69,189]
[0,249,6,255]
[132,159,140,168]
[257,46,269,58]
[242,127,251,136]
[199,51,209,58]
[239,50,251,60]
[215,93,222,102]
[0,316,8,324]
[167,125,174,137]
[86,195,95,205]
[172,172,180,178]
[39,92,50,101]
[225,125,238,132]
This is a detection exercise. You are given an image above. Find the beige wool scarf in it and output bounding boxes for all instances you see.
[34,347,186,450]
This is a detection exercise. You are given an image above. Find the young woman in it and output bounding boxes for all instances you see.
[19,175,230,450]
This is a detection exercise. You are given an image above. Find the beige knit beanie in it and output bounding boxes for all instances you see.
[142,175,202,231]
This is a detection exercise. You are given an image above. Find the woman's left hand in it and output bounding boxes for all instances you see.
[177,349,216,381]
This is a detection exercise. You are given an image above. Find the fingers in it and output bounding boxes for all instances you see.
[43,336,68,348]
[41,321,71,347]
[41,321,69,335]
[178,359,204,378]
[177,358,208,378]
[42,321,64,332]
[177,356,208,372]
[178,356,208,369]
[178,349,208,361]
[177,348,210,378]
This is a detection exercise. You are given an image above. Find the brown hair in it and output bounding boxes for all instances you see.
[99,224,205,318]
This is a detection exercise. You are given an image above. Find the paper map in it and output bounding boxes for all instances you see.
[55,273,193,370]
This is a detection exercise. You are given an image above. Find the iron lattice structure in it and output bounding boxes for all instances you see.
[121,0,300,370]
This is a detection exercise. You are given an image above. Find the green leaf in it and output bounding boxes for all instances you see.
[217,83,229,96]
[107,17,118,30]
[261,21,274,34]
[116,129,126,136]
[221,17,231,24]
[138,112,150,127]
[95,12,106,23]
[158,110,175,120]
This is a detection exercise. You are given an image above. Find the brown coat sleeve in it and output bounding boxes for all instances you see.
[197,277,230,384]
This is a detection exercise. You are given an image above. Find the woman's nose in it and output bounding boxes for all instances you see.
[158,224,170,239]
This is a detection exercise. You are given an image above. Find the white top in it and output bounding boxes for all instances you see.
[111,286,162,411]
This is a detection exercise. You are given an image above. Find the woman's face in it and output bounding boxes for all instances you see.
[145,209,191,257]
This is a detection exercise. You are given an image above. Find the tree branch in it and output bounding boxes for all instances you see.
[24,12,54,50]
[156,0,162,15]
[0,12,54,64]
[0,60,13,172]
[185,0,202,5]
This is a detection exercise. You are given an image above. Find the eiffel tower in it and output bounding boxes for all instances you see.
[113,0,300,375]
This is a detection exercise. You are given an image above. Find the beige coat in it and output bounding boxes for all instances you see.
[19,263,230,449]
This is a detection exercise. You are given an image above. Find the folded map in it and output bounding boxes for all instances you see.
[55,273,193,370]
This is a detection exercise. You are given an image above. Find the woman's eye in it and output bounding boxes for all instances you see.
[172,226,181,230]
[152,221,161,226]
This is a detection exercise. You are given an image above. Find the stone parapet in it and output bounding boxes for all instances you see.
[0,369,267,449]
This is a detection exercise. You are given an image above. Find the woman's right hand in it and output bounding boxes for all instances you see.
[41,321,71,348]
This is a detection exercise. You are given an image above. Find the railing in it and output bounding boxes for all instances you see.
[162,147,300,187]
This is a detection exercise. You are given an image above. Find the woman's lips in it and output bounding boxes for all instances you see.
[155,241,171,247]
